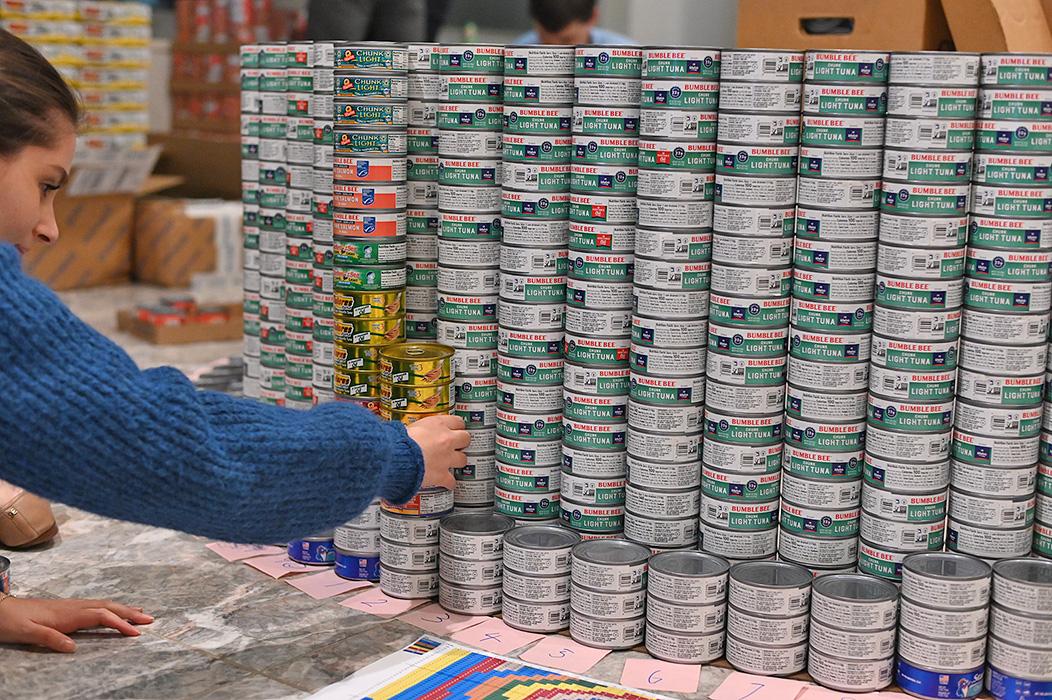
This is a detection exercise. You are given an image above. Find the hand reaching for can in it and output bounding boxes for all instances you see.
[406,414,469,491]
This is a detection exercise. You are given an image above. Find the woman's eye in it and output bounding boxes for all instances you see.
[41,184,59,195]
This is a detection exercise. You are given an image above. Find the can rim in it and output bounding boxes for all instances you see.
[571,537,649,565]
[812,572,899,603]
[650,550,730,578]
[993,557,1052,586]
[730,560,811,588]
[903,550,992,581]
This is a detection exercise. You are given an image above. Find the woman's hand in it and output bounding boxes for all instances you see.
[406,414,469,491]
[0,596,154,652]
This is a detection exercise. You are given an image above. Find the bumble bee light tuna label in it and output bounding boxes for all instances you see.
[563,392,628,422]
[708,293,790,327]
[870,336,957,371]
[562,419,627,451]
[802,116,885,148]
[876,275,962,310]
[868,397,953,433]
[702,467,781,501]
[955,402,1043,438]
[791,299,873,332]
[969,215,1052,250]
[973,184,1052,219]
[701,496,779,531]
[954,429,1039,467]
[878,245,966,280]
[965,279,1052,313]
[806,51,889,83]
[635,259,712,292]
[794,206,879,240]
[785,416,867,452]
[884,118,976,151]
[706,353,786,387]
[635,228,712,262]
[974,153,1052,186]
[887,85,978,118]
[800,146,882,179]
[707,323,787,357]
[978,88,1052,120]
[780,502,860,538]
[794,270,876,303]
[802,84,887,116]
[790,329,871,363]
[716,144,798,177]
[783,445,864,480]
[573,105,640,135]
[794,239,877,272]
[640,80,719,110]
[975,119,1052,152]
[565,363,630,396]
[570,164,638,195]
[630,374,706,406]
[870,366,955,402]
[883,149,972,183]
[503,105,572,135]
[705,411,784,445]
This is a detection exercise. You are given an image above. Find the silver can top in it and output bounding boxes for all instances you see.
[503,524,580,551]
[572,538,650,566]
[994,557,1052,586]
[730,560,812,589]
[812,573,898,603]
[650,550,730,579]
[903,551,992,581]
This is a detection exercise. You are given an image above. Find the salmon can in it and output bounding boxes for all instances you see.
[794,205,879,241]
[332,208,406,238]
[627,398,704,435]
[501,190,571,220]
[496,463,561,493]
[502,217,567,247]
[714,173,797,207]
[800,145,882,178]
[713,204,795,239]
[718,81,802,113]
[883,117,977,151]
[886,85,979,118]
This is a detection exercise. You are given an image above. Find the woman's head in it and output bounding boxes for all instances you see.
[0,28,79,254]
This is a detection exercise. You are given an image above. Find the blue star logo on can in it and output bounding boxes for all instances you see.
[670,86,681,99]
[598,52,610,64]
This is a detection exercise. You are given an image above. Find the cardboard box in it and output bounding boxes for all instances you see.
[941,0,1052,52]
[737,0,952,51]
[134,198,217,288]
[116,302,242,345]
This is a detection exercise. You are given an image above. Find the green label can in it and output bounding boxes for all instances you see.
[639,138,716,171]
[499,328,563,359]
[882,149,972,183]
[708,293,790,328]
[717,144,798,176]
[503,162,571,193]
[707,323,787,357]
[701,496,779,531]
[978,88,1052,120]
[502,190,572,220]
[572,135,639,166]
[440,73,503,102]
[790,299,873,333]
[563,391,629,423]
[885,118,976,151]
[705,410,784,445]
[645,108,720,141]
[503,105,572,135]
[785,416,866,452]
[568,251,634,282]
[642,47,720,80]
[436,320,498,349]
[981,54,1052,87]
[570,164,639,195]
[780,502,860,538]
[574,45,643,77]
[560,500,625,533]
[495,462,561,492]
[856,541,907,582]
[868,398,954,433]
[805,51,889,83]
[563,333,630,366]
[957,369,1044,407]
[875,275,963,310]
[966,249,1052,282]
[438,211,502,240]
[407,154,439,180]
[969,215,1052,249]
[568,194,637,226]
[495,487,561,520]
[870,337,957,372]
[975,119,1052,152]
[887,85,978,119]
[635,258,711,292]
[803,84,887,116]
[802,116,885,148]
[973,184,1052,219]
[965,278,1052,313]
[437,293,497,322]
[562,418,627,451]
[974,153,1052,186]
[497,408,563,441]
[629,373,706,406]
[436,102,503,131]
[789,329,871,364]
[438,158,501,187]
[500,274,567,304]
[406,126,437,154]
[335,73,406,100]
[640,79,719,110]
[497,355,564,386]
[502,75,575,105]
[573,105,640,135]
[706,353,786,387]
[502,133,573,163]
[333,264,406,292]
[702,467,781,502]
[434,44,504,74]
[634,228,712,262]
[881,181,968,215]
[782,445,864,480]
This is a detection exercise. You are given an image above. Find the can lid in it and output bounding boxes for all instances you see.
[650,551,730,579]
[572,538,650,566]
[503,524,580,551]
[381,342,455,363]
[730,560,812,589]
[903,551,991,581]
[993,558,1052,586]
[440,512,515,536]
[812,573,898,603]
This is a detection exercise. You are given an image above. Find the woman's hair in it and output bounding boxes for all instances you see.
[0,27,80,157]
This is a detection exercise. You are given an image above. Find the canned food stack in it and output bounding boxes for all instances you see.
[781,50,889,575]
[405,42,440,341]
[378,489,450,599]
[432,43,504,513]
[807,573,898,693]
[559,44,643,539]
[496,45,573,525]
[725,561,812,676]
[334,500,382,581]
[240,44,264,400]
[644,551,729,664]
[987,558,1052,698]
[895,552,991,699]
[311,42,336,405]
[949,52,1052,563]
[438,512,514,616]
[331,43,410,409]
[569,538,649,650]
[502,525,580,633]
[624,47,718,553]
[702,49,802,564]
[256,44,290,407]
[283,43,318,411]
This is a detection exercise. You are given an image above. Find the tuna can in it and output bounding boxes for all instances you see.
[979,88,1052,121]
[456,451,497,481]
[700,521,778,560]
[889,51,980,85]
[639,138,716,172]
[899,627,988,675]
[974,152,1052,186]
[439,73,503,103]
[625,484,700,520]
[957,368,1043,406]
[628,451,702,489]
[380,564,439,599]
[438,579,502,615]
[794,206,879,242]
[861,511,946,551]
[640,107,719,140]
[797,175,881,210]
[707,323,787,358]
[883,182,970,216]
[899,596,988,640]
[630,373,706,407]
[287,535,336,565]
[794,269,876,303]
[993,558,1052,616]
[499,274,567,304]
[973,185,1052,220]
[497,355,564,388]
[627,428,702,462]
[873,307,959,343]
[497,407,562,441]
[573,77,641,106]
[635,228,712,263]
[878,245,966,280]
[718,81,802,113]
[787,383,867,421]
[947,518,1033,558]
[640,79,719,110]
[574,45,642,77]
[634,286,711,318]
[335,523,381,554]
[436,320,498,350]
[439,512,513,560]
[806,51,889,83]
[560,471,626,506]
[714,174,797,208]
[791,298,873,333]
[902,551,991,610]
[569,611,645,650]
[701,496,779,532]
[380,511,441,546]
[711,263,790,296]
[562,333,630,367]
[990,603,1052,648]
[563,391,629,423]
[785,415,867,452]
[562,362,630,396]
[502,162,571,193]
[790,328,871,364]
[496,462,561,493]
[643,622,723,663]
[955,400,1043,438]
[501,217,567,248]
[437,184,501,212]
[704,379,783,415]
[865,423,951,463]
[501,133,572,164]
[438,267,498,296]
[563,447,627,479]
[438,210,502,240]
[501,190,571,220]
[497,300,563,333]
[800,145,882,179]
[571,135,639,167]
[803,83,888,117]
[713,234,793,268]
[503,44,573,75]
[335,549,381,580]
[781,471,861,508]
[897,660,985,699]
[502,105,572,135]
[636,169,713,200]
[868,396,954,433]
[562,417,627,451]
[884,150,972,186]
[809,648,895,693]
[637,198,714,230]
[884,117,977,151]
[952,459,1037,498]
[716,203,796,237]
[981,53,1052,86]
[862,483,948,523]
[498,328,563,359]
[643,593,727,631]
[705,410,784,446]
[565,307,631,338]
[382,487,454,518]
[494,486,560,521]
[729,604,810,646]
[502,524,579,575]
[963,312,1049,348]
[870,337,958,374]
[811,573,898,632]
[886,85,979,118]
[501,569,568,606]
[976,119,1052,152]
[573,105,640,135]
[783,444,863,481]
[720,49,804,82]
[724,633,808,677]
[857,540,909,581]
[380,538,439,572]
[949,488,1035,529]
[438,131,502,160]
[570,583,647,620]
[568,220,636,252]
[875,274,963,310]
[438,552,503,586]
[500,595,570,633]
[435,102,503,132]
[566,251,634,282]
[986,638,1052,694]
[801,115,885,149]
[500,244,568,277]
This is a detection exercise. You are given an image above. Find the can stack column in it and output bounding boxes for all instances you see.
[725,560,812,677]
[560,44,644,540]
[702,49,803,564]
[783,50,889,574]
[495,45,575,524]
[438,513,515,617]
[331,43,409,410]
[310,41,336,406]
[240,43,263,400]
[257,43,289,407]
[501,525,580,634]
[433,43,505,513]
[950,52,1052,562]
[625,46,720,553]
[987,558,1052,698]
[405,42,441,342]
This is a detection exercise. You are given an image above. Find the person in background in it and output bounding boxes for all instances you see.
[515,0,635,46]
[306,0,427,41]
[0,28,467,652]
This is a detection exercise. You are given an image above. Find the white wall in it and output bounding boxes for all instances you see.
[609,0,738,46]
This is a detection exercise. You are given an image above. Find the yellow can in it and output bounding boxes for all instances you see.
[381,381,453,411]
[333,368,382,398]
[333,314,405,345]
[334,342,389,372]
[333,289,404,319]
[380,405,453,425]
[380,342,455,385]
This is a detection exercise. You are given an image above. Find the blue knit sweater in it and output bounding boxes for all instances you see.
[0,244,424,544]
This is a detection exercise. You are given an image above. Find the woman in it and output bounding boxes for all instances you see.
[0,28,468,653]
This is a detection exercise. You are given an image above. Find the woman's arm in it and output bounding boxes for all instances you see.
[0,244,425,543]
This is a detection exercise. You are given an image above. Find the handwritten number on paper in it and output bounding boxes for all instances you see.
[648,671,663,685]
[423,612,450,624]
[548,648,575,659]
[740,682,765,700]
[361,598,388,607]
[480,632,502,643]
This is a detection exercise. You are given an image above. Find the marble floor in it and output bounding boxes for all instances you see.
[0,283,734,699]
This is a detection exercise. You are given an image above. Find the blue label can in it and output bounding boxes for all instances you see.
[896,659,984,699]
[335,549,381,580]
[287,536,336,565]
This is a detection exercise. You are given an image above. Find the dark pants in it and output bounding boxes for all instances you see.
[306,0,427,42]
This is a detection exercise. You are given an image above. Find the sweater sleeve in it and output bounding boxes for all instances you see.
[0,245,424,543]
